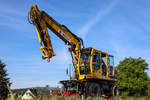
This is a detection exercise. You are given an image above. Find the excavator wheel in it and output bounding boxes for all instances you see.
[112,86,119,100]
[85,82,102,97]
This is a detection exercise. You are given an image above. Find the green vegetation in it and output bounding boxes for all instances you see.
[7,96,150,100]
[115,57,150,97]
[0,60,11,100]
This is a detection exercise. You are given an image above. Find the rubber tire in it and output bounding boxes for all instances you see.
[86,83,101,97]
[112,86,119,100]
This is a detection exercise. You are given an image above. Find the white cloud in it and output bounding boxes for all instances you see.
[77,0,119,38]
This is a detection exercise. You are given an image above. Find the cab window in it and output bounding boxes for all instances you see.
[102,53,107,76]
[92,51,100,70]
[109,56,114,76]
[79,53,91,74]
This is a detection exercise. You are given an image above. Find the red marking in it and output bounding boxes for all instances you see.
[36,95,40,98]
[51,92,55,96]
[55,90,58,94]
[16,90,19,94]
[83,93,85,96]
[47,58,50,62]
[91,93,94,96]
[70,93,75,96]
[67,93,69,96]
[76,94,80,96]
[63,91,66,94]
[94,62,97,64]
[105,96,108,98]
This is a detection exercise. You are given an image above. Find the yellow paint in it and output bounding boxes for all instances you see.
[90,48,94,78]
[29,5,116,83]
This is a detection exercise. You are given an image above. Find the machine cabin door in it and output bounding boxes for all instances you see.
[79,52,91,75]
[108,55,114,77]
[101,53,107,76]
[92,50,101,78]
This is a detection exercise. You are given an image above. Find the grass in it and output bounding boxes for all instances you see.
[7,96,150,100]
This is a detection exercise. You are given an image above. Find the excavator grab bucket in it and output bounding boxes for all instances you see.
[38,26,56,61]
[40,46,56,59]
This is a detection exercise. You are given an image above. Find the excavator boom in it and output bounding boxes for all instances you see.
[29,5,83,61]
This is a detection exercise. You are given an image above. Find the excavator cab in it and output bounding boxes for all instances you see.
[78,48,115,81]
[79,48,91,75]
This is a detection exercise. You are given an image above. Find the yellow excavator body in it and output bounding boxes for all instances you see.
[29,5,117,97]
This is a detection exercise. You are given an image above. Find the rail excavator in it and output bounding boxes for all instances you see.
[29,5,118,97]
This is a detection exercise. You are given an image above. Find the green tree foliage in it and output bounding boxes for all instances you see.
[147,77,150,97]
[115,57,149,96]
[0,60,10,100]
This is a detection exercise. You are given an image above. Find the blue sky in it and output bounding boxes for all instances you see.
[0,0,150,89]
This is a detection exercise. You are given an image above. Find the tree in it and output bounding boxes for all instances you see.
[115,57,149,96]
[147,77,150,97]
[0,60,10,100]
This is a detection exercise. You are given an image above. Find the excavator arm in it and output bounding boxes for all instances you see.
[29,5,84,74]
[29,5,56,60]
